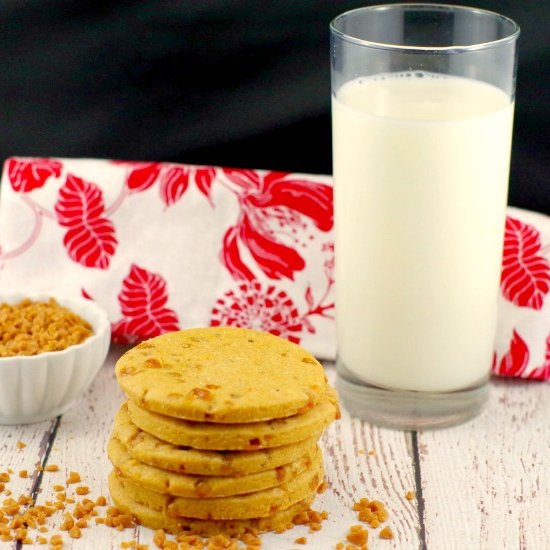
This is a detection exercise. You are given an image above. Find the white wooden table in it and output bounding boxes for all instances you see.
[1,346,549,549]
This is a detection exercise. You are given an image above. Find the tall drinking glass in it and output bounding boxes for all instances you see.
[331,4,519,429]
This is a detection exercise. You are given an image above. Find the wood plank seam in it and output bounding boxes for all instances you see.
[14,416,61,550]
[412,431,428,550]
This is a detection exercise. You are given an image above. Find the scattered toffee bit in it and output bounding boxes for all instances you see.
[0,298,93,357]
[121,542,149,550]
[140,506,332,549]
[0,465,109,546]
[66,471,81,485]
[0,455,397,549]
[357,449,376,458]
[146,528,264,549]
[333,496,394,548]
[353,498,389,527]
[346,524,369,547]
[16,440,26,450]
[379,526,394,540]
[316,481,328,494]
[405,491,415,501]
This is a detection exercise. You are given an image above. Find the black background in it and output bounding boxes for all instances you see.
[0,1,548,213]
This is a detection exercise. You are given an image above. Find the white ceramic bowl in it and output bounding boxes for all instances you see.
[0,292,111,424]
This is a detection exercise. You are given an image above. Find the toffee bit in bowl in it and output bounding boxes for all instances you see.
[0,298,93,357]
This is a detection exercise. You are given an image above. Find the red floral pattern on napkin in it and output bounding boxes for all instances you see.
[220,168,333,281]
[55,174,118,269]
[110,264,180,344]
[8,158,62,193]
[500,216,550,310]
[0,157,548,380]
[493,214,550,380]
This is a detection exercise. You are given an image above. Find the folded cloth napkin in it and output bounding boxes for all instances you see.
[0,157,548,380]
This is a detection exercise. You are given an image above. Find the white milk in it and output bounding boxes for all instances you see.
[332,72,514,392]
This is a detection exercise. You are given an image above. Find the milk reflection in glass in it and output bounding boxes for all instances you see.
[333,72,514,392]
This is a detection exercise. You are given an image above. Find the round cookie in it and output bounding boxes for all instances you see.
[108,470,315,536]
[113,402,321,476]
[115,327,328,423]
[107,436,315,498]
[112,449,324,520]
[126,393,338,450]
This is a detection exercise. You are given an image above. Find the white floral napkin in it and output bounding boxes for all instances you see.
[0,157,548,380]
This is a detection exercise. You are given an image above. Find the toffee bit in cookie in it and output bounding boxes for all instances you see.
[144,358,163,369]
[191,387,214,401]
[0,298,93,357]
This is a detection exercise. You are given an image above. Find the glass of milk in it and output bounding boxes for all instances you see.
[331,4,519,429]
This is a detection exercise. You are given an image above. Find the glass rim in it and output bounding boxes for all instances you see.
[330,3,520,53]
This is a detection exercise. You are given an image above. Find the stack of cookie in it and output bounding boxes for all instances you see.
[108,327,339,536]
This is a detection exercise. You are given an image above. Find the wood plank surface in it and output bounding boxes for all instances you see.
[0,347,548,549]
[418,378,550,550]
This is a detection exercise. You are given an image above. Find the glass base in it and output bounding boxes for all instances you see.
[336,362,489,430]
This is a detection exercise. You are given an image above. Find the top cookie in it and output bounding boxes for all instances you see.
[115,327,328,423]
